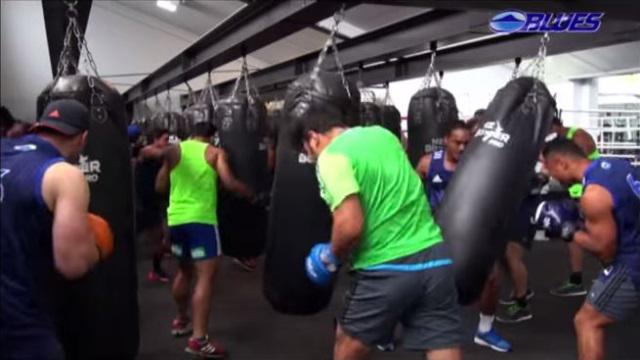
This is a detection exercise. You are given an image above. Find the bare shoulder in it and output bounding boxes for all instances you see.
[41,162,88,210]
[581,185,613,217]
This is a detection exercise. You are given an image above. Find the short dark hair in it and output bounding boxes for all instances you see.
[444,120,469,137]
[149,127,169,141]
[192,122,215,138]
[542,137,587,159]
[289,111,346,151]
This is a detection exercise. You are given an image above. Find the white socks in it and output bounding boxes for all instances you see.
[478,313,494,333]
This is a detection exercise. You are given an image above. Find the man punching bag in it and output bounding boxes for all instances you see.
[37,75,139,359]
[407,87,458,166]
[263,68,360,315]
[436,77,555,305]
[215,60,269,260]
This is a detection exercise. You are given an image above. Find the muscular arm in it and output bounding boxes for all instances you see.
[155,145,178,194]
[42,163,99,279]
[415,153,432,179]
[573,185,617,263]
[209,146,253,199]
[138,145,164,162]
[573,129,597,156]
[330,195,364,261]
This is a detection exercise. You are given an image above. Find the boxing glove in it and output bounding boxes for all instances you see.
[88,213,114,259]
[534,200,581,241]
[305,243,340,287]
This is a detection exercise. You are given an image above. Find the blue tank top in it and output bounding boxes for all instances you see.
[1,135,67,357]
[425,150,454,210]
[583,158,640,288]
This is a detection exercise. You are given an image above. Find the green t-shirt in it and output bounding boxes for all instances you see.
[316,126,442,270]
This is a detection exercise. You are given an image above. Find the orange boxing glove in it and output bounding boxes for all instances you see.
[88,213,114,259]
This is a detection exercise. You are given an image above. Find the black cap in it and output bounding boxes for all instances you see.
[34,99,90,135]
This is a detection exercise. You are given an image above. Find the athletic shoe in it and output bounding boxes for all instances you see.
[474,329,512,352]
[171,318,192,337]
[499,289,535,305]
[550,281,587,297]
[232,257,257,272]
[376,341,395,352]
[185,336,226,359]
[497,303,533,323]
[147,270,170,283]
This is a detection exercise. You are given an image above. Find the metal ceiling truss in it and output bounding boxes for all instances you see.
[122,0,359,104]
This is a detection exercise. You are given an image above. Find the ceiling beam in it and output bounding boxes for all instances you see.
[211,9,486,96]
[123,0,358,104]
[42,0,93,77]
[360,1,640,21]
[233,13,638,101]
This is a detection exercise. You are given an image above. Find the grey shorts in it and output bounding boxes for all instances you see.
[586,263,639,321]
[339,242,462,351]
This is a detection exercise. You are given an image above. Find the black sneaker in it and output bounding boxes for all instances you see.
[550,281,587,297]
[499,289,535,305]
[497,303,533,323]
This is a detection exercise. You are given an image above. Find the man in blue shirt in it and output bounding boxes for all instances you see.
[1,99,112,359]
[541,138,639,360]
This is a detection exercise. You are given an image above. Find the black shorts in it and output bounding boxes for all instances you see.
[506,195,539,250]
[339,242,462,351]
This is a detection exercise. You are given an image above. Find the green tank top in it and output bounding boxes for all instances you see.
[167,140,218,226]
[565,127,600,198]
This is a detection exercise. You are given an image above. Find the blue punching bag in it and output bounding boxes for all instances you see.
[436,77,555,305]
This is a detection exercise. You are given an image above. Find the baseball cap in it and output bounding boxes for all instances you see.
[33,99,90,136]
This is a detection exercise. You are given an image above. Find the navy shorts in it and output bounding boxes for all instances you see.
[339,242,462,351]
[169,223,221,261]
[506,195,539,250]
[586,263,639,321]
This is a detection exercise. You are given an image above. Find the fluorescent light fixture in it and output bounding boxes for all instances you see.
[157,0,178,12]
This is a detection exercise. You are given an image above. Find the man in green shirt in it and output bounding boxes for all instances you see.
[156,122,252,359]
[296,116,462,360]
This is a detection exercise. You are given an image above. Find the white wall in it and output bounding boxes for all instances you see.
[1,0,52,122]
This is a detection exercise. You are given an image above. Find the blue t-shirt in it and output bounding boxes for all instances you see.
[583,158,640,288]
[425,150,454,210]
[1,135,67,358]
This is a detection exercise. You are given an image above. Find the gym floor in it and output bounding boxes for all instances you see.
[137,239,640,360]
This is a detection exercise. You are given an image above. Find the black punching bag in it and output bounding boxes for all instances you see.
[263,70,360,315]
[360,102,382,126]
[381,105,402,139]
[215,90,269,258]
[37,75,139,360]
[407,87,458,166]
[435,77,555,305]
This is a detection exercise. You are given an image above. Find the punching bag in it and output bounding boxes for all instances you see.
[37,75,139,359]
[215,86,269,258]
[407,87,458,166]
[360,102,383,127]
[381,105,402,139]
[263,69,360,315]
[435,77,555,305]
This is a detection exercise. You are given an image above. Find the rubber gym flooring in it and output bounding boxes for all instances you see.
[137,238,640,360]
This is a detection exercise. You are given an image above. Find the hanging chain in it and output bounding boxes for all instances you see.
[421,51,442,90]
[511,58,521,80]
[242,57,255,104]
[165,90,172,112]
[383,82,393,105]
[531,32,550,81]
[311,5,350,97]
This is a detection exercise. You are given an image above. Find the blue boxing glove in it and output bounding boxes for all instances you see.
[534,199,581,241]
[305,243,340,287]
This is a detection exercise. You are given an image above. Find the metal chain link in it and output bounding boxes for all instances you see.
[532,32,550,81]
[165,90,172,112]
[311,5,350,97]
[421,51,442,90]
